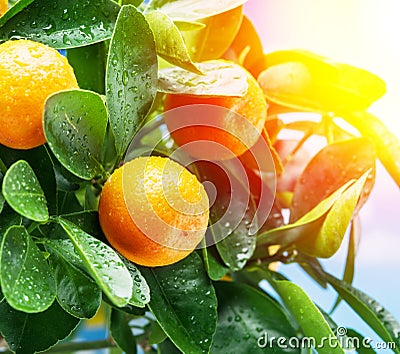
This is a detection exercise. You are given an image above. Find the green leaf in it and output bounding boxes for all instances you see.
[197,160,257,271]
[158,60,248,97]
[326,273,400,353]
[145,0,247,20]
[259,50,386,114]
[149,321,168,344]
[274,280,344,354]
[211,281,300,354]
[121,0,144,7]
[256,179,354,250]
[58,218,132,307]
[0,0,120,48]
[0,145,58,215]
[140,253,217,354]
[110,308,137,354]
[121,257,150,308]
[331,217,359,312]
[47,248,102,319]
[44,89,108,180]
[295,170,369,258]
[67,42,107,94]
[344,329,377,353]
[0,204,22,244]
[106,5,158,159]
[201,246,228,281]
[290,138,376,222]
[2,160,49,222]
[0,300,80,354]
[342,111,400,187]
[0,226,56,313]
[173,20,206,31]
[0,0,34,28]
[62,211,105,241]
[146,11,201,74]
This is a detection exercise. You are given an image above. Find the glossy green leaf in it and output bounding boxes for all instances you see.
[211,281,300,353]
[201,246,228,281]
[121,0,144,7]
[146,11,201,74]
[44,89,108,180]
[0,145,58,215]
[259,50,386,114]
[326,274,400,353]
[62,211,105,241]
[149,321,168,344]
[110,308,137,354]
[106,5,158,159]
[145,0,247,20]
[0,226,56,313]
[342,111,400,187]
[295,171,369,258]
[290,138,376,222]
[257,180,354,249]
[2,160,48,222]
[0,0,120,48]
[58,218,132,307]
[0,300,80,354]
[47,249,102,319]
[274,280,344,354]
[67,42,107,94]
[158,60,248,96]
[121,257,150,308]
[140,253,217,354]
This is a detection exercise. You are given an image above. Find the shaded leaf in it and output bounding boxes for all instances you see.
[345,329,377,353]
[0,226,56,313]
[47,248,101,319]
[326,273,400,353]
[146,11,201,73]
[201,246,228,281]
[67,42,107,94]
[0,204,22,244]
[110,308,137,354]
[274,280,344,354]
[0,300,80,354]
[212,281,300,353]
[2,160,48,222]
[140,253,217,354]
[58,218,132,307]
[106,5,158,159]
[44,89,108,180]
[0,0,120,49]
[159,60,248,96]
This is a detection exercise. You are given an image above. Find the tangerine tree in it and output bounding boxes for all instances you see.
[0,0,399,353]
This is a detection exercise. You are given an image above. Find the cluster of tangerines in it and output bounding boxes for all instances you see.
[0,5,293,267]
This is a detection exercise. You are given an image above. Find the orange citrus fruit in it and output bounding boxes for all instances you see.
[164,69,268,160]
[0,39,78,149]
[0,0,7,16]
[182,6,243,61]
[98,156,209,267]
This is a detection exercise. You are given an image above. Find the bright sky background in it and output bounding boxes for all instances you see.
[244,0,400,351]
